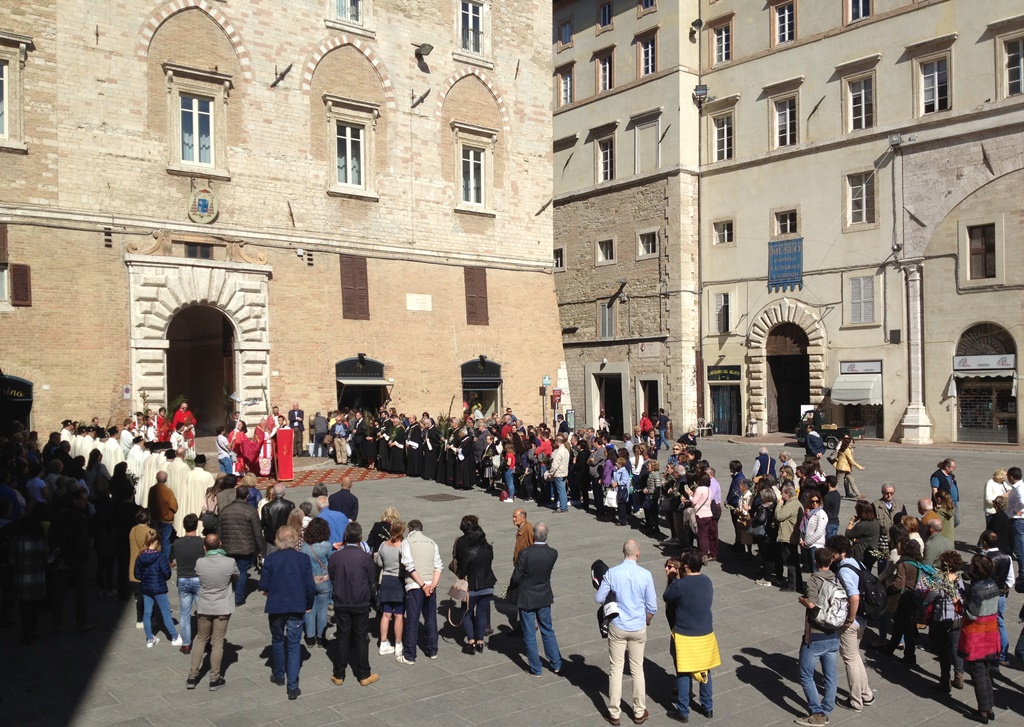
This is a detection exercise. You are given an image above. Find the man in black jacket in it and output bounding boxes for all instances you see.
[261,484,295,554]
[219,485,266,606]
[328,477,359,522]
[513,522,563,677]
[327,522,379,687]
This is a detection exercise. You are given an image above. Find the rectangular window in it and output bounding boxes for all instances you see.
[598,54,613,92]
[639,232,657,256]
[461,1,483,54]
[0,265,7,303]
[461,146,484,205]
[775,3,795,45]
[850,0,870,22]
[340,254,370,320]
[0,61,6,139]
[640,0,655,10]
[559,67,573,106]
[185,243,213,260]
[968,224,996,280]
[597,239,614,263]
[336,0,361,23]
[335,122,363,187]
[713,114,733,161]
[553,247,565,271]
[599,302,615,339]
[640,36,657,76]
[848,76,874,131]
[921,57,949,114]
[849,276,875,324]
[775,97,797,147]
[598,137,615,182]
[464,267,489,325]
[1007,38,1023,97]
[714,221,734,245]
[848,172,875,225]
[559,20,573,47]
[180,94,213,166]
[714,293,731,334]
[776,210,798,235]
[599,3,612,28]
[714,24,731,64]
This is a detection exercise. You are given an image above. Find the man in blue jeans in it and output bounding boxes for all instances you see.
[396,520,443,665]
[170,514,205,653]
[513,523,563,677]
[655,409,670,453]
[1007,468,1024,570]
[218,484,266,606]
[795,549,841,726]
[259,525,315,700]
[550,436,570,513]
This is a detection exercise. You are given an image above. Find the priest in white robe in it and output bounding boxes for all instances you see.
[137,448,168,507]
[100,430,124,473]
[165,448,193,534]
[126,437,149,482]
[119,423,135,458]
[182,461,214,535]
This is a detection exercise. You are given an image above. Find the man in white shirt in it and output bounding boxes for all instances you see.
[216,426,233,474]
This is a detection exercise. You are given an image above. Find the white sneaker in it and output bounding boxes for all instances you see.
[147,637,160,648]
[136,622,144,629]
[504,498,514,504]
[395,654,416,665]
[379,642,395,655]
[171,636,183,646]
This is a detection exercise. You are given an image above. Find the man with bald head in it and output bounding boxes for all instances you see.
[595,539,657,726]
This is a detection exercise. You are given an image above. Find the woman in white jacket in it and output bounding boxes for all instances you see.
[799,494,828,572]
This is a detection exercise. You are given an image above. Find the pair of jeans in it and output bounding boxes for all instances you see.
[799,634,839,716]
[402,587,437,661]
[997,595,1009,658]
[313,433,327,458]
[554,477,567,512]
[519,606,562,675]
[177,576,201,645]
[463,593,492,643]
[674,671,712,719]
[607,624,647,719]
[154,522,173,562]
[504,468,516,500]
[825,522,838,541]
[268,612,304,691]
[304,588,331,640]
[190,614,230,681]
[657,429,668,452]
[929,620,963,686]
[218,456,233,474]
[332,607,371,681]
[143,592,179,641]
[232,554,254,604]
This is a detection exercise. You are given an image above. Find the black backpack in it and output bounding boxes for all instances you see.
[839,560,886,622]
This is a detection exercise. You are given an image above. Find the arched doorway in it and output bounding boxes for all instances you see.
[461,357,502,417]
[335,356,390,411]
[766,323,810,433]
[166,306,235,435]
[953,323,1017,443]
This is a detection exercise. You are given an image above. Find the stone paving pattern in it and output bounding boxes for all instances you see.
[3,439,1024,726]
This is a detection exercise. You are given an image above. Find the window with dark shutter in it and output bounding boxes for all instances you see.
[464,267,488,326]
[0,224,8,264]
[10,264,31,307]
[340,254,370,320]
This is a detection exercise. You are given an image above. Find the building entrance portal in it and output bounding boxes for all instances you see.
[766,323,810,434]
[166,306,235,435]
[597,374,624,437]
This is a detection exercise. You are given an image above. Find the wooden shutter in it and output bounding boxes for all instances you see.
[0,224,8,264]
[340,255,369,320]
[10,264,31,307]
[850,276,873,324]
[464,267,489,326]
[714,293,726,334]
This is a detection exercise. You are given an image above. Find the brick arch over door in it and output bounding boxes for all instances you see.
[745,298,827,429]
[435,68,511,133]
[300,35,397,110]
[136,0,253,80]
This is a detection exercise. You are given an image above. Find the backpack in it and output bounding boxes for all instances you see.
[838,561,886,622]
[907,560,937,619]
[810,574,849,632]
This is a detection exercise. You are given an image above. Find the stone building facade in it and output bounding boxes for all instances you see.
[0,0,565,432]
[696,0,1024,444]
[551,0,701,437]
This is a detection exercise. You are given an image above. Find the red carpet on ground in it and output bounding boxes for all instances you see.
[275,465,404,488]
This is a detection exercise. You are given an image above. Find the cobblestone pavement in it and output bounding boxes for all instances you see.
[3,439,1023,727]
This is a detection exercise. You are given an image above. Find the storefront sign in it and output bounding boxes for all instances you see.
[953,354,1016,371]
[840,361,882,374]
[768,238,803,292]
[707,365,741,382]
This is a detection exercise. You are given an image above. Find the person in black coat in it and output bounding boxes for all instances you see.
[457,527,497,653]
[326,522,379,687]
[513,523,563,676]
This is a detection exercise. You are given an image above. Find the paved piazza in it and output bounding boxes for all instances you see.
[4,439,1024,727]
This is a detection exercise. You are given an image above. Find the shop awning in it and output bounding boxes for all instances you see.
[952,370,1015,379]
[336,377,390,386]
[830,373,882,406]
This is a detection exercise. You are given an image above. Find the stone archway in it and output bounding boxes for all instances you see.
[126,253,272,423]
[745,298,827,434]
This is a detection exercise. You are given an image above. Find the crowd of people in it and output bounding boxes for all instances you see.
[2,410,1024,725]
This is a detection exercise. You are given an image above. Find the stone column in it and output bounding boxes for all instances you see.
[899,260,933,444]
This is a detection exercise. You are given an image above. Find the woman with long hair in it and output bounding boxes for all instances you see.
[301,517,333,648]
[134,528,182,648]
[374,520,406,655]
[457,527,497,654]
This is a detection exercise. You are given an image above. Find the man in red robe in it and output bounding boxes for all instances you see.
[172,402,198,452]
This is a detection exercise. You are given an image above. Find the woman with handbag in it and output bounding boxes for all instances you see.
[833,436,864,499]
[301,517,333,648]
[456,527,497,654]
[958,554,1004,723]
[687,473,715,564]
[927,550,965,693]
[373,520,406,655]
[881,538,924,665]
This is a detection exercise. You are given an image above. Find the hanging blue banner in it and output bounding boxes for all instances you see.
[768,238,803,292]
